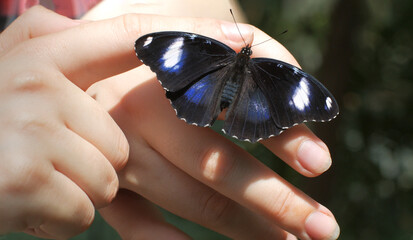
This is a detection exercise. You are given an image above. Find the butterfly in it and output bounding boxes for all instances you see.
[134,31,339,142]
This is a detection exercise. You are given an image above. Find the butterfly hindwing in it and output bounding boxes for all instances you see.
[166,67,229,127]
[250,58,339,129]
[135,32,236,92]
[223,72,282,142]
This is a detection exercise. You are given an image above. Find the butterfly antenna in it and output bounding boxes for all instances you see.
[251,30,288,48]
[230,9,247,47]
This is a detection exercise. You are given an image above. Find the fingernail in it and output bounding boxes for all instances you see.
[305,211,340,240]
[297,140,331,175]
[221,22,253,43]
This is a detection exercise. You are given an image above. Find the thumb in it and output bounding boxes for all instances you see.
[33,13,253,90]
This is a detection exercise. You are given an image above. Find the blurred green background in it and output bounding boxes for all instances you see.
[3,0,413,239]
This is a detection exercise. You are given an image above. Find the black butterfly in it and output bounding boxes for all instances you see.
[134,31,339,142]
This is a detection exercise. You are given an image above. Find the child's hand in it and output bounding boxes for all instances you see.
[0,6,130,238]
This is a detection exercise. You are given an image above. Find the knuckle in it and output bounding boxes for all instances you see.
[11,6,48,31]
[0,6,50,55]
[91,107,129,171]
[199,146,237,185]
[10,70,49,93]
[1,156,49,195]
[39,193,94,237]
[13,112,53,135]
[111,130,129,171]
[80,209,95,231]
[83,151,119,207]
[73,201,95,233]
[270,190,296,222]
[199,191,233,227]
[117,13,144,41]
[20,5,49,19]
[101,172,119,205]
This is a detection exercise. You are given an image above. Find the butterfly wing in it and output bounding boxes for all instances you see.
[250,58,339,129]
[166,67,230,126]
[223,71,283,142]
[135,31,236,92]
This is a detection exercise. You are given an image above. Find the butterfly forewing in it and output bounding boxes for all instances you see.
[250,58,339,129]
[135,32,236,92]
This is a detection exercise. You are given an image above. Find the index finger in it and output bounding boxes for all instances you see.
[248,27,334,177]
[30,14,252,90]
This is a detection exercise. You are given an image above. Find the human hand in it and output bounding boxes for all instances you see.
[0,6,130,238]
[85,13,340,240]
[82,0,246,22]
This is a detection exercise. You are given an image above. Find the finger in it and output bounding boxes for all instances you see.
[124,80,339,240]
[0,122,94,237]
[0,104,117,209]
[23,170,95,239]
[50,72,129,172]
[99,189,190,240]
[249,27,333,177]
[0,63,129,174]
[116,133,294,240]
[31,14,253,90]
[49,127,119,208]
[250,26,300,67]
[262,125,332,177]
[81,0,247,22]
[0,6,83,54]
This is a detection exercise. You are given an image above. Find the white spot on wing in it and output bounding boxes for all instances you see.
[143,36,153,47]
[325,97,333,110]
[290,77,310,111]
[162,37,184,70]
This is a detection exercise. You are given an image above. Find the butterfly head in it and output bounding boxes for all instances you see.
[240,45,253,57]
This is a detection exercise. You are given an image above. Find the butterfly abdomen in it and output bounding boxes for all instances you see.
[220,81,240,110]
[219,51,250,110]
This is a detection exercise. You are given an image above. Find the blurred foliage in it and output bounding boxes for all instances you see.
[238,0,413,239]
[3,0,413,239]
